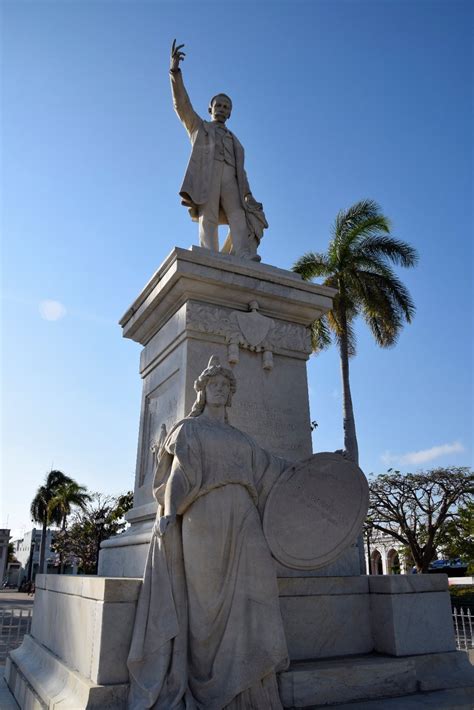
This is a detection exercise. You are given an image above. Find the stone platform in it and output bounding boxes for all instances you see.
[6,573,474,709]
[279,652,474,708]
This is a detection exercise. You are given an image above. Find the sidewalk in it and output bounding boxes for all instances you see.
[0,592,35,608]
[0,673,19,709]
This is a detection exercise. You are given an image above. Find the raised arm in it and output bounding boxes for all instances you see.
[169,39,201,138]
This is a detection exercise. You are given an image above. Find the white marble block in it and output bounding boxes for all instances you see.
[5,575,141,709]
[278,576,372,659]
[278,655,418,708]
[369,574,456,656]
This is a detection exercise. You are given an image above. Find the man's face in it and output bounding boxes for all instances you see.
[210,95,232,124]
[205,374,230,407]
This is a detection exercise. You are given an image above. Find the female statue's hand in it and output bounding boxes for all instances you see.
[157,514,177,537]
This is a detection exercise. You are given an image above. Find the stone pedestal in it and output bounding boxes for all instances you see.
[6,574,474,709]
[9,249,471,709]
[98,246,358,578]
[5,575,141,709]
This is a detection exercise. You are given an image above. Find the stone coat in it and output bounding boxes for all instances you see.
[170,70,251,222]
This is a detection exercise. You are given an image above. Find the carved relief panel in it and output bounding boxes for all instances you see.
[138,370,179,486]
[186,300,311,369]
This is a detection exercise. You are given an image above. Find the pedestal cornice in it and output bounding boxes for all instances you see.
[120,247,336,345]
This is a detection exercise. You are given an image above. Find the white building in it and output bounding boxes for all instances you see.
[364,529,411,575]
[10,528,59,585]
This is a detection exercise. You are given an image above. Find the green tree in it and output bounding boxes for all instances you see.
[8,542,17,563]
[293,199,418,464]
[368,467,473,573]
[437,501,474,567]
[52,491,134,574]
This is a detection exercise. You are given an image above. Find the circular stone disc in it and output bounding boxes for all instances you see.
[263,452,369,570]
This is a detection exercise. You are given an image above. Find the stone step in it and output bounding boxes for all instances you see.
[308,686,474,709]
[279,654,418,708]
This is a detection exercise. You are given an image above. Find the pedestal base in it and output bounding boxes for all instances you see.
[6,638,129,710]
[279,652,474,708]
[6,573,473,710]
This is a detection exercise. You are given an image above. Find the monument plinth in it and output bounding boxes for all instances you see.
[99,246,347,578]
[7,250,474,710]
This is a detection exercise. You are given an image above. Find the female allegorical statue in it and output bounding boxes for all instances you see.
[127,356,289,709]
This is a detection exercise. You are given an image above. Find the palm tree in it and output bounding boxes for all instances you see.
[293,199,418,465]
[48,481,91,573]
[48,481,91,531]
[30,470,75,574]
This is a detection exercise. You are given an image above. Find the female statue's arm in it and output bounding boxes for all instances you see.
[158,458,192,536]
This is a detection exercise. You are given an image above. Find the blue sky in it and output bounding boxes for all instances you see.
[1,0,472,537]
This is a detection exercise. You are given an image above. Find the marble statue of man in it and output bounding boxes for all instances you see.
[169,40,267,261]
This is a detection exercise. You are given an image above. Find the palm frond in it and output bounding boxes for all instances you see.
[348,270,415,346]
[292,252,331,281]
[356,235,419,268]
[354,269,416,323]
[329,215,391,267]
[332,199,382,241]
[330,200,391,269]
[30,487,48,524]
[310,315,332,352]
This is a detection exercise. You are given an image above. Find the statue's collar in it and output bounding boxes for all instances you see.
[204,120,232,136]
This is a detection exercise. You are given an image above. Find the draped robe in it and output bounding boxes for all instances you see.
[127,414,289,709]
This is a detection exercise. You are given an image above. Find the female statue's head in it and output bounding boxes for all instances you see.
[189,355,236,420]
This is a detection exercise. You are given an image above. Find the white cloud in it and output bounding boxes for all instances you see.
[39,299,67,321]
[381,441,465,467]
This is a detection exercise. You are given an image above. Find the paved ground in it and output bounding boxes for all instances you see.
[0,592,35,609]
[0,674,19,709]
[0,592,34,679]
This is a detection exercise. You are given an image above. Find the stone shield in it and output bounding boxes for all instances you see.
[263,452,369,570]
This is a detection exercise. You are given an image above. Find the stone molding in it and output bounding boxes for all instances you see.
[120,247,335,345]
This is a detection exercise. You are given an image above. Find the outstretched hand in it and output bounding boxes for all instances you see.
[170,39,186,71]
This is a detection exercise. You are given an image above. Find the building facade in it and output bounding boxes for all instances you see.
[10,528,59,586]
[364,529,411,575]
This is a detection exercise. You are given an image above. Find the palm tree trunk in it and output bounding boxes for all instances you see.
[339,324,359,465]
[39,520,47,575]
[339,314,365,573]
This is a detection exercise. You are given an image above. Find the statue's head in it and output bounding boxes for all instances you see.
[208,94,232,123]
[189,355,236,419]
